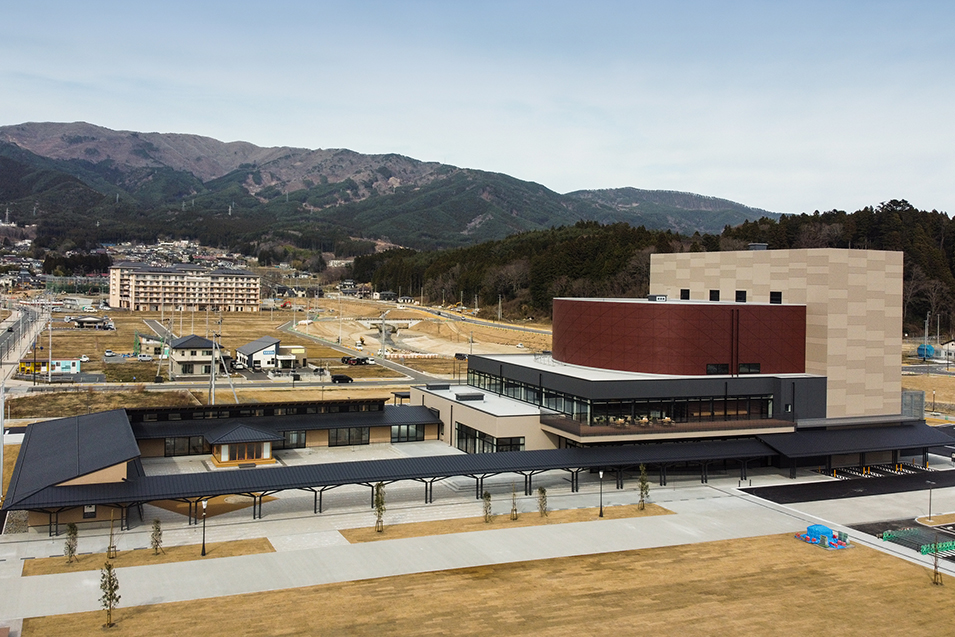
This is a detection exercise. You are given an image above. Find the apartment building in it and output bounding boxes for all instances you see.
[109,262,260,312]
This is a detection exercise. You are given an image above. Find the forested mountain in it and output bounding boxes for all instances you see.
[0,122,779,252]
[353,200,955,335]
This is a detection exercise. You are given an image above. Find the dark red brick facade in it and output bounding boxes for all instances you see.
[552,299,806,375]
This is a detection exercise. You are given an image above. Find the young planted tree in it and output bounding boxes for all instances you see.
[100,561,121,628]
[639,463,650,511]
[374,482,386,533]
[483,491,492,523]
[64,522,78,564]
[151,519,164,555]
[510,484,519,520]
[537,487,548,517]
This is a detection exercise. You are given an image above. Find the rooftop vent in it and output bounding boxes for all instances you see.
[647,294,667,302]
[748,243,768,251]
[455,392,484,402]
[426,383,450,391]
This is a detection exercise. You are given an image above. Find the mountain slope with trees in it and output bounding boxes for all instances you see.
[0,122,780,252]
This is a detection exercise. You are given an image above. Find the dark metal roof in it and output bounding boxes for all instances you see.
[236,336,281,356]
[758,423,952,458]
[204,423,283,444]
[4,410,140,507]
[130,405,442,440]
[170,335,214,350]
[5,438,774,510]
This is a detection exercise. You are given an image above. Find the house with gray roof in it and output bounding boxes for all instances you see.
[169,334,220,377]
[235,336,304,370]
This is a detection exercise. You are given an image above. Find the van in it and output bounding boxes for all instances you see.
[331,374,353,384]
[137,354,154,362]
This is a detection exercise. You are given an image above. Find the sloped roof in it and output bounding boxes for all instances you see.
[236,336,281,356]
[758,423,952,458]
[4,409,140,507]
[170,334,214,350]
[130,405,442,439]
[5,438,775,510]
[204,422,283,444]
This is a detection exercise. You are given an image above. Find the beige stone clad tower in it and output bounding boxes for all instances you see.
[649,248,903,419]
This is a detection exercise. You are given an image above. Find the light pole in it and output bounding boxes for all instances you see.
[201,499,208,556]
[927,480,936,522]
[598,470,604,517]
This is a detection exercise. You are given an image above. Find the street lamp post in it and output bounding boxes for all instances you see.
[201,499,208,556]
[927,480,936,522]
[599,470,604,517]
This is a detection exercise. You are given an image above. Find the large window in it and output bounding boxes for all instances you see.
[164,436,210,457]
[392,424,425,443]
[455,423,523,454]
[230,443,263,461]
[329,427,370,447]
[274,430,306,450]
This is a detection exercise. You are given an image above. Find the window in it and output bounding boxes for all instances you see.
[680,289,690,300]
[709,290,720,301]
[202,350,213,356]
[181,363,194,374]
[455,423,520,453]
[496,437,525,452]
[770,291,782,304]
[735,290,746,302]
[272,430,305,449]
[392,424,426,443]
[202,365,211,374]
[739,363,761,374]
[190,350,197,356]
[329,427,370,446]
[706,363,729,375]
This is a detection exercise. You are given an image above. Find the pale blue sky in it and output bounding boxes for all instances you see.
[2,1,953,214]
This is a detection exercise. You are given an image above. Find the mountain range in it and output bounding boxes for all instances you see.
[0,121,781,253]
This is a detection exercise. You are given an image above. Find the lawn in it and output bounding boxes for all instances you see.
[341,503,672,543]
[20,532,951,636]
[22,538,275,576]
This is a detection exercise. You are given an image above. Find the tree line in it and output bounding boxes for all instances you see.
[352,200,955,335]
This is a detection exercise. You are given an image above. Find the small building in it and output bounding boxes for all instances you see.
[19,358,82,375]
[168,335,220,377]
[235,336,304,370]
[374,291,397,301]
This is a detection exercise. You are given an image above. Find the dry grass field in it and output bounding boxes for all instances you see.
[342,503,672,543]
[21,538,275,577]
[20,533,951,636]
[2,443,18,501]
[902,372,955,414]
[7,389,198,419]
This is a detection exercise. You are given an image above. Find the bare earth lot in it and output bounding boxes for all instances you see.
[20,533,950,636]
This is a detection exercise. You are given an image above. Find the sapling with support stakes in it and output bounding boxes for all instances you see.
[510,484,519,520]
[64,522,78,564]
[151,519,165,555]
[374,482,386,532]
[537,487,548,517]
[639,463,650,511]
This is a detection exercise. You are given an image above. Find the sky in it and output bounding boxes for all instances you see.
[2,0,954,215]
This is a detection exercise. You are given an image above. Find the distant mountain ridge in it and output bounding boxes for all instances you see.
[0,121,782,251]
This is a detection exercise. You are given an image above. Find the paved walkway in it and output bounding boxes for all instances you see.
[1,466,954,634]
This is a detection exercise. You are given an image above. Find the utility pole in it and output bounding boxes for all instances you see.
[498,294,502,321]
[47,312,52,383]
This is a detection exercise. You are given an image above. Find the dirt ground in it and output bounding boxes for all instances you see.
[20,532,951,636]
[22,538,275,577]
[342,503,671,544]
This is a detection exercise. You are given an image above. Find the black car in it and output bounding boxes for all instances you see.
[330,374,353,383]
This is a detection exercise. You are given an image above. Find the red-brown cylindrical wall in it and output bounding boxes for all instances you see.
[552,299,806,375]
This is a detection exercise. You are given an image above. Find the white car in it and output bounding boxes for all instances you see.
[104,349,115,357]
[79,355,90,362]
